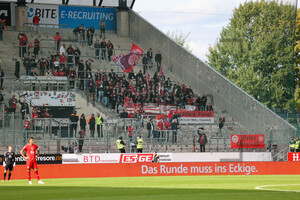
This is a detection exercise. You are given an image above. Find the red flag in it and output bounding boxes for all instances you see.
[113,43,143,73]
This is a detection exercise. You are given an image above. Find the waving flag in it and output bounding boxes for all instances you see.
[113,43,143,73]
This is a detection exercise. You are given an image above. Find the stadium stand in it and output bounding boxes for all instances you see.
[0,2,296,161]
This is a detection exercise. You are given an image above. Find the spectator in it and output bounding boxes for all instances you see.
[70,111,79,135]
[33,38,40,56]
[107,40,114,62]
[116,136,126,153]
[14,59,20,79]
[88,78,95,100]
[32,14,40,33]
[18,33,27,57]
[30,68,38,90]
[96,113,104,138]
[89,26,95,45]
[38,58,46,76]
[60,44,66,55]
[197,128,208,152]
[171,119,178,144]
[86,27,90,45]
[24,118,30,130]
[78,130,86,152]
[200,94,207,111]
[0,91,3,110]
[74,47,81,66]
[19,99,29,120]
[155,51,162,72]
[142,54,148,74]
[94,40,101,60]
[219,115,225,132]
[54,32,62,52]
[66,45,74,68]
[128,124,134,141]
[73,25,82,41]
[100,39,107,60]
[8,95,17,114]
[60,52,67,67]
[79,24,85,43]
[147,119,154,138]
[152,152,160,163]
[99,18,106,38]
[80,113,86,131]
[290,137,296,152]
[147,48,153,69]
[88,114,96,138]
[206,102,214,111]
[103,86,110,108]
[43,108,52,118]
[0,18,5,41]
[0,68,4,90]
[69,68,77,89]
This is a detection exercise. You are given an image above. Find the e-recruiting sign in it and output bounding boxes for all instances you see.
[27,4,116,30]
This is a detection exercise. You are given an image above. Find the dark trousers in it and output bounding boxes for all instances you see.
[172,131,177,144]
[137,148,143,153]
[97,124,103,137]
[200,144,205,152]
[71,124,77,137]
[90,129,95,137]
[119,148,125,153]
[95,49,100,59]
[79,139,84,152]
[100,28,105,38]
[101,50,106,60]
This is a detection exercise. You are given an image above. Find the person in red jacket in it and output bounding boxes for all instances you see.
[54,32,61,52]
[32,14,40,33]
[58,68,66,76]
[24,118,30,130]
[128,125,134,141]
[157,118,164,140]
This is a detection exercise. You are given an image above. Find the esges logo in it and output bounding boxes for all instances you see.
[120,154,154,163]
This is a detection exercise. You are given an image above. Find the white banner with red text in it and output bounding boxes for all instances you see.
[62,152,271,164]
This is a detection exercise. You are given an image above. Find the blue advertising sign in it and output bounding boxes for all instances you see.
[59,6,116,30]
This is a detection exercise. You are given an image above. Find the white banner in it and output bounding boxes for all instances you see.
[28,4,59,24]
[179,117,214,124]
[62,152,271,164]
[62,153,120,164]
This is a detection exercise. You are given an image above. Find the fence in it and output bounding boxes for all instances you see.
[128,8,298,147]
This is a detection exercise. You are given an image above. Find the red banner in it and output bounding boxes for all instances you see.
[9,162,300,179]
[288,152,300,161]
[231,134,265,149]
[120,154,154,163]
[174,111,214,118]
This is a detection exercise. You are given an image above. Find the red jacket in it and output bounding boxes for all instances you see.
[33,16,40,24]
[25,121,30,129]
[59,71,66,76]
[164,121,171,130]
[54,35,62,44]
[157,121,164,130]
[128,126,134,137]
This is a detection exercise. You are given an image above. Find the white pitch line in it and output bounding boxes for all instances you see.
[255,184,300,193]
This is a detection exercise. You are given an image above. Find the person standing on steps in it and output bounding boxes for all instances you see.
[99,18,106,39]
[116,136,126,153]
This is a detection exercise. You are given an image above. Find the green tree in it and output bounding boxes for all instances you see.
[207,0,296,111]
[294,9,300,111]
[167,30,192,52]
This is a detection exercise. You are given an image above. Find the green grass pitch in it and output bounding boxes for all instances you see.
[0,175,299,200]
